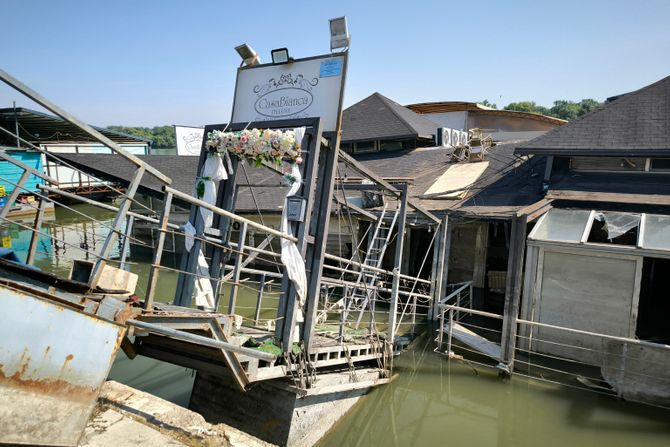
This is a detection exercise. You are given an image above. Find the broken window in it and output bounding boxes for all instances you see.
[587,212,640,246]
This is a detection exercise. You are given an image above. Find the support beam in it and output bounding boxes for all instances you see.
[228,222,248,314]
[338,151,440,224]
[429,217,449,320]
[499,214,528,374]
[119,215,135,271]
[26,196,48,265]
[388,184,408,344]
[89,166,145,287]
[302,137,340,350]
[144,192,173,310]
[0,170,29,219]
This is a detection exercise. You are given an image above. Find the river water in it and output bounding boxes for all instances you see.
[4,203,670,446]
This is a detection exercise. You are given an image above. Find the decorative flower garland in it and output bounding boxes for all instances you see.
[206,128,302,167]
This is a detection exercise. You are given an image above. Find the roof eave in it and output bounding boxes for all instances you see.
[515,147,670,157]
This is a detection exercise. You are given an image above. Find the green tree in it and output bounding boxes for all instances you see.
[106,125,176,148]
[549,100,581,121]
[503,101,550,116]
[479,99,497,109]
[577,98,600,117]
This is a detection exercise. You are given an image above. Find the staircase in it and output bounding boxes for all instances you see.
[341,205,399,327]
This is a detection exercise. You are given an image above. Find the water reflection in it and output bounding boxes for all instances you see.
[318,333,670,447]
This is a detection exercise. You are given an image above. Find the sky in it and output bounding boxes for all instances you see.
[2,0,670,127]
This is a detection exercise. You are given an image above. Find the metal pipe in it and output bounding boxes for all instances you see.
[127,319,276,362]
[164,185,297,242]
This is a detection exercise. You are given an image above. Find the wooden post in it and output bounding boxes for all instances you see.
[144,192,173,310]
[388,183,408,345]
[499,214,528,374]
[472,222,489,289]
[254,273,266,325]
[26,195,47,265]
[228,222,247,314]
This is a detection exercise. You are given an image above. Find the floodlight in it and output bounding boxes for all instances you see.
[235,44,261,66]
[271,48,291,64]
[329,16,350,51]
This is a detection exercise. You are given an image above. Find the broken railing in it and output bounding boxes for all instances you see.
[435,302,670,408]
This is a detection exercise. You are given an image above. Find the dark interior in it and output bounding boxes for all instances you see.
[637,257,670,344]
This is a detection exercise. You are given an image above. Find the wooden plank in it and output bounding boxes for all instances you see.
[546,189,670,206]
[444,322,502,360]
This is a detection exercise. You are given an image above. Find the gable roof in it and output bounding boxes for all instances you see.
[341,92,438,143]
[516,75,670,156]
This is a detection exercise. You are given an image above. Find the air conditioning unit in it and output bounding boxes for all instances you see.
[460,131,469,146]
[436,128,452,147]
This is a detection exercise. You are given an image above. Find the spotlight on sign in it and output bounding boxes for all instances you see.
[235,44,261,67]
[271,48,291,64]
[329,16,350,51]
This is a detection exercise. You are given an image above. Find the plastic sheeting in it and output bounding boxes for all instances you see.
[593,212,640,240]
[280,128,308,318]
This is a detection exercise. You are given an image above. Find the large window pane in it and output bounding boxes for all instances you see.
[531,208,591,242]
[642,214,670,251]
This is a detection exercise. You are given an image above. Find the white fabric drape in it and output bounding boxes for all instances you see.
[182,222,216,311]
[280,127,308,318]
[199,155,227,229]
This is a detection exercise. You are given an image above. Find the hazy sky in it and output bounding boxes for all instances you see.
[2,0,669,127]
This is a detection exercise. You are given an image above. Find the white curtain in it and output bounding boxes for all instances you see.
[280,127,308,323]
[199,155,227,229]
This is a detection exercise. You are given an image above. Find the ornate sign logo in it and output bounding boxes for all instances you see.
[253,73,318,119]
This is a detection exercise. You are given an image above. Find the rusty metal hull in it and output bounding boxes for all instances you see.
[0,282,125,446]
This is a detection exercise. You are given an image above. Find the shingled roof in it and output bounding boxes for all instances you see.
[516,75,670,156]
[340,93,438,143]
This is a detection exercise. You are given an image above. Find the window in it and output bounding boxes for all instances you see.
[640,214,670,250]
[529,208,591,243]
[571,157,645,172]
[571,157,670,173]
[379,141,403,152]
[650,159,670,172]
[586,212,640,246]
[353,141,377,154]
[531,209,670,253]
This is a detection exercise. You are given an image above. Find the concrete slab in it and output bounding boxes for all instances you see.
[80,409,185,447]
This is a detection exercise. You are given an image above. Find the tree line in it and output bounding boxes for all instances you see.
[479,98,601,121]
[107,125,176,148]
[108,97,602,146]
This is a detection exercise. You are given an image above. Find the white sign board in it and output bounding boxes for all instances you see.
[175,125,205,156]
[231,54,346,132]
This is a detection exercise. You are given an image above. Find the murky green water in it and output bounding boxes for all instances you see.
[5,203,670,445]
